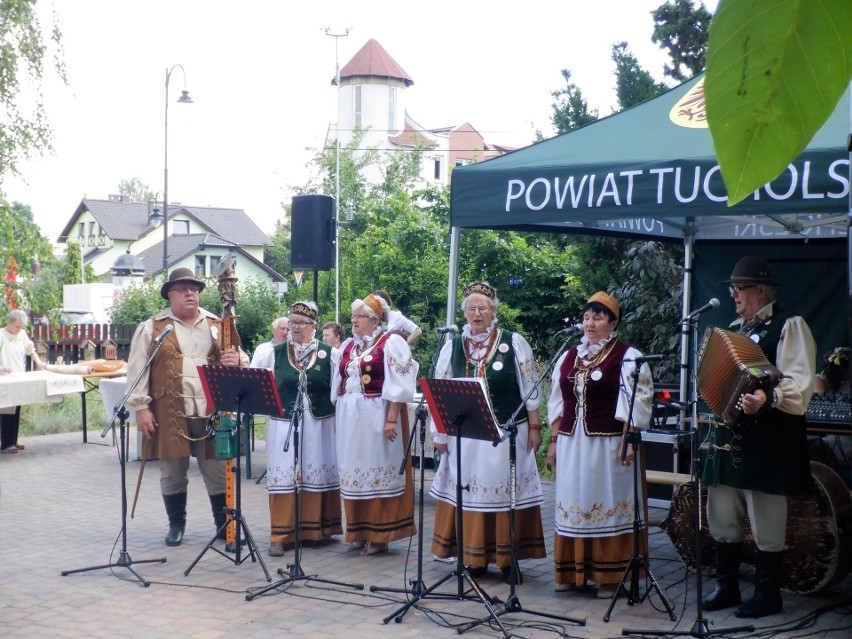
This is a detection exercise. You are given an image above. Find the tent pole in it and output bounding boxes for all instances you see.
[446,226,461,327]
[679,233,695,409]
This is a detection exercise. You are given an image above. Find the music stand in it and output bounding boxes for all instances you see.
[455,336,584,634]
[603,362,677,622]
[183,365,278,581]
[622,317,753,637]
[61,333,168,586]
[245,363,363,600]
[382,378,510,636]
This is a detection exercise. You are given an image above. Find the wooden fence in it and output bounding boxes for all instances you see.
[31,323,138,365]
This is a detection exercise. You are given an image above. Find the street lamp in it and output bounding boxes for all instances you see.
[163,64,193,277]
[326,27,350,323]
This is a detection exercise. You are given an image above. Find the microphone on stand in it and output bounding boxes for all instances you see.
[297,344,317,363]
[152,324,174,345]
[624,354,665,363]
[436,325,458,334]
[554,323,583,338]
[683,297,720,321]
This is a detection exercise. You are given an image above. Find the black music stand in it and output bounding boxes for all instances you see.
[383,378,510,637]
[371,330,453,606]
[246,362,363,600]
[603,362,677,622]
[183,365,277,581]
[623,317,753,637]
[61,334,168,586]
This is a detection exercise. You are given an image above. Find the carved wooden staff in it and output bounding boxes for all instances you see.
[215,255,242,551]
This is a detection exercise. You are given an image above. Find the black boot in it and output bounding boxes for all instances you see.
[735,550,784,618]
[702,541,742,611]
[163,492,187,546]
[209,493,228,540]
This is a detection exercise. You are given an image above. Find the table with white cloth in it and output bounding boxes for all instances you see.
[0,370,84,412]
[99,376,142,459]
[79,371,126,444]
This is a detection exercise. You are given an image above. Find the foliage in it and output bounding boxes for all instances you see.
[548,69,599,135]
[109,276,289,354]
[0,0,66,182]
[0,199,60,314]
[651,0,713,82]
[611,42,669,109]
[118,177,155,203]
[705,0,852,205]
[60,240,98,286]
[610,241,683,382]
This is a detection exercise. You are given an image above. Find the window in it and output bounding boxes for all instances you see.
[172,220,189,235]
[388,86,397,132]
[354,85,362,129]
[88,221,96,245]
[195,255,207,278]
[433,157,442,181]
[210,255,223,274]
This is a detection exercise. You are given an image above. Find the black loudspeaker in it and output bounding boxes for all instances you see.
[290,194,336,271]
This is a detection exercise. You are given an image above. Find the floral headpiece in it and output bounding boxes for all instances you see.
[463,281,496,300]
[289,302,317,322]
[362,293,384,320]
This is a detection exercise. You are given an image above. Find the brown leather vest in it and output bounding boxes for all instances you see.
[144,315,223,460]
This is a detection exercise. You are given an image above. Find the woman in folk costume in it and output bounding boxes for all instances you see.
[265,301,342,557]
[545,291,654,598]
[331,293,418,556]
[429,281,545,582]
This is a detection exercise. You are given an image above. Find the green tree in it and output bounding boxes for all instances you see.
[0,199,59,314]
[612,41,670,109]
[109,277,289,353]
[611,241,684,383]
[118,177,155,203]
[0,0,66,182]
[548,69,598,136]
[651,0,713,82]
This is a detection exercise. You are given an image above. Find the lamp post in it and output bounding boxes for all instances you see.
[326,27,350,323]
[163,65,193,278]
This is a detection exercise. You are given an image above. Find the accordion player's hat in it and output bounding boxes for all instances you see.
[722,256,782,286]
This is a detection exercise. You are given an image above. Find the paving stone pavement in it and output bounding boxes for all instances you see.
[1,430,849,639]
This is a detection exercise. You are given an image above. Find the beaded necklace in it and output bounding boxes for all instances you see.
[287,340,316,370]
[463,328,499,378]
[574,337,618,374]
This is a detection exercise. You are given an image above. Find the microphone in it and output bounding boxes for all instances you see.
[554,323,583,337]
[436,325,458,334]
[153,324,174,345]
[684,297,720,320]
[624,354,665,363]
[297,344,317,363]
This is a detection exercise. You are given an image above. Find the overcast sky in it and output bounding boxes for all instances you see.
[4,0,718,239]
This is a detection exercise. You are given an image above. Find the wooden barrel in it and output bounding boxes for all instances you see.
[659,461,852,594]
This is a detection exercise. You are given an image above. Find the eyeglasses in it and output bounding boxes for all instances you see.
[728,284,757,294]
[288,320,313,329]
[350,314,372,322]
[466,306,491,315]
[171,284,200,294]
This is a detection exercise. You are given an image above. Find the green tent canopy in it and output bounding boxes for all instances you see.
[446,73,850,397]
[451,73,848,241]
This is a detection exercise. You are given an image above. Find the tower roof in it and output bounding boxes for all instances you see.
[336,38,413,87]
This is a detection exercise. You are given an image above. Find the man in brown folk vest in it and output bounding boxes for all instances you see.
[126,268,245,546]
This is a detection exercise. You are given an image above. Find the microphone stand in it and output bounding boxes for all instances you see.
[372,330,459,616]
[622,315,753,637]
[603,360,676,623]
[61,336,168,585]
[246,348,363,600]
[458,331,584,633]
